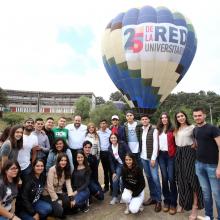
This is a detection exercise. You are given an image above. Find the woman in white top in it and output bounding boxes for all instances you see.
[108,133,130,205]
[85,123,100,161]
[157,112,177,215]
[174,111,203,220]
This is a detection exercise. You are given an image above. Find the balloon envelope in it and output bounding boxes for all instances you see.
[101,6,197,114]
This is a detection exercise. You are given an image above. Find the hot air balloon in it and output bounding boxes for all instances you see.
[101,6,197,115]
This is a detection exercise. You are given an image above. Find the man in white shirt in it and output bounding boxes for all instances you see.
[66,115,87,164]
[97,119,112,193]
[17,118,38,180]
[124,110,142,168]
[140,114,162,212]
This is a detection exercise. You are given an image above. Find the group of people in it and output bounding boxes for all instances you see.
[0,107,219,220]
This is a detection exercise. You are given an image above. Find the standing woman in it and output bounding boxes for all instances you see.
[71,151,91,212]
[43,153,74,218]
[46,138,74,173]
[157,112,177,215]
[121,153,145,215]
[0,125,23,170]
[0,160,21,220]
[174,111,203,219]
[85,123,100,161]
[16,159,52,220]
[108,133,130,205]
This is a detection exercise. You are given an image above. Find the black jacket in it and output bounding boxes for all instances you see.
[108,142,131,173]
[122,166,145,197]
[17,174,46,216]
[87,154,99,183]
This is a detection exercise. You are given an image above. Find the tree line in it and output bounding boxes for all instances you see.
[1,88,220,127]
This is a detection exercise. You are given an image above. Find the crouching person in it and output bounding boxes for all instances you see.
[71,151,91,212]
[121,153,145,214]
[43,153,75,218]
[16,159,52,220]
[83,141,104,201]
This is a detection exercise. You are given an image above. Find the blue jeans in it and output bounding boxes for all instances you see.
[141,159,162,202]
[195,161,220,220]
[112,163,123,197]
[0,217,8,220]
[89,180,104,200]
[75,188,90,207]
[158,151,177,207]
[18,199,52,220]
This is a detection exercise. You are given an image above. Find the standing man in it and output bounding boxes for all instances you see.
[66,115,87,163]
[52,117,68,141]
[97,119,112,193]
[193,107,220,220]
[140,114,162,212]
[32,118,50,162]
[124,110,142,168]
[17,118,38,179]
[110,115,126,142]
[43,117,55,148]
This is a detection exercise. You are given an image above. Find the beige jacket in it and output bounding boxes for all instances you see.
[43,165,73,201]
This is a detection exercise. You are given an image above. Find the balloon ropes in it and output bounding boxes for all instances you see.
[101,6,197,115]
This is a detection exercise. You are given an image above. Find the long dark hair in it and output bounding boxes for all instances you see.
[123,153,139,175]
[1,160,20,185]
[55,153,71,180]
[31,158,45,179]
[174,111,191,130]
[0,126,11,143]
[52,138,68,153]
[75,150,89,171]
[157,112,173,135]
[9,125,23,150]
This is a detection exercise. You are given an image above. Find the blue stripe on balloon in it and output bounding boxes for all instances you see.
[111,13,124,27]
[103,58,159,109]
[137,6,157,23]
[122,8,139,26]
[177,30,197,81]
[156,7,174,24]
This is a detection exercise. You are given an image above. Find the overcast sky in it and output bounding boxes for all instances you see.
[0,0,219,100]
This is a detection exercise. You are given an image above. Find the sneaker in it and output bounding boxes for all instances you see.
[110,197,119,205]
[124,205,129,215]
[163,204,170,212]
[143,198,157,206]
[197,216,211,220]
[139,205,144,212]
[169,206,177,215]
[154,202,162,212]
[81,205,89,213]
[120,198,125,204]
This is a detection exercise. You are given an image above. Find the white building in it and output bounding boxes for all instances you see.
[5,90,96,113]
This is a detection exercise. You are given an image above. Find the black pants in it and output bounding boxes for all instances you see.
[100,151,112,190]
[43,193,70,217]
[70,148,82,167]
